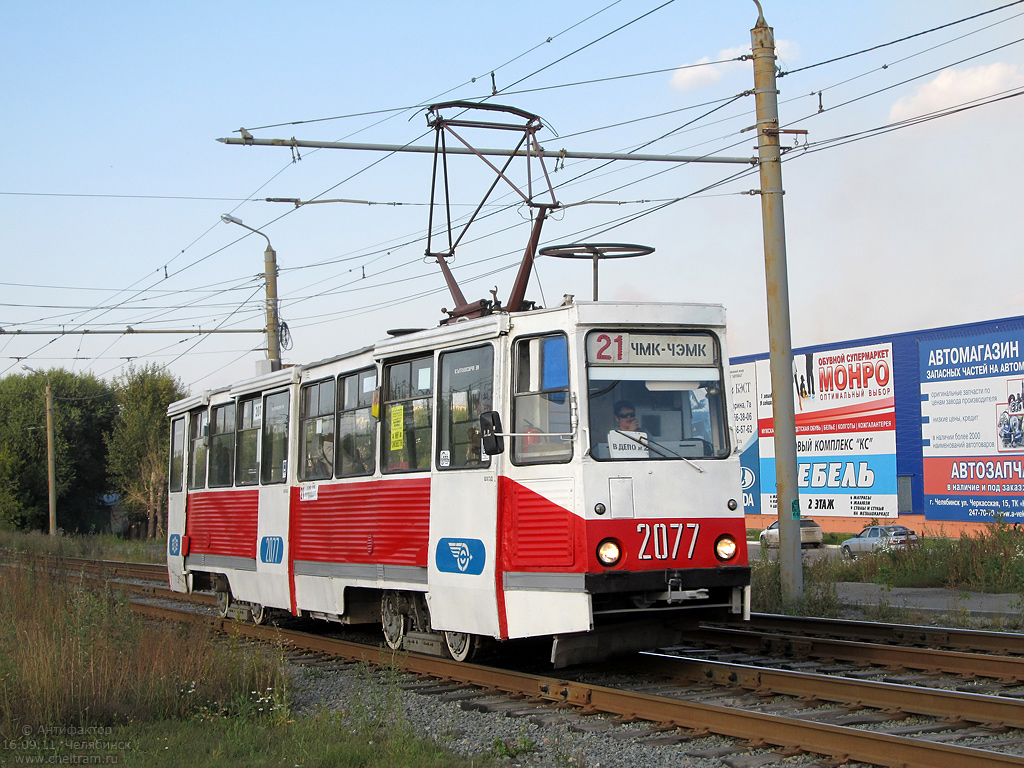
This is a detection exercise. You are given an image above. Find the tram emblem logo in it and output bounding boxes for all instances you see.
[435,538,486,575]
[168,534,181,557]
[449,542,472,571]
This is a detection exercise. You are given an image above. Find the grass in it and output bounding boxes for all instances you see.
[0,558,286,736]
[751,555,841,617]
[826,522,1024,593]
[0,528,166,563]
[7,714,487,768]
[751,521,1024,622]
[0,554,493,767]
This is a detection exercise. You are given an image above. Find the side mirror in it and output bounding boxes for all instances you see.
[479,411,505,456]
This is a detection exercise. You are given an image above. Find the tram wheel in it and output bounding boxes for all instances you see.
[381,591,406,650]
[215,590,230,618]
[443,630,478,662]
[250,602,267,625]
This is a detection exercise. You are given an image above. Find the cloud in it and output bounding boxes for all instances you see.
[671,42,798,91]
[774,40,800,71]
[670,45,748,90]
[889,62,1024,122]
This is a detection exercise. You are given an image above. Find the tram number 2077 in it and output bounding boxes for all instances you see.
[637,522,699,561]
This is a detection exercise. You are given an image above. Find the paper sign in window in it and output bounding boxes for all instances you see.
[390,405,405,451]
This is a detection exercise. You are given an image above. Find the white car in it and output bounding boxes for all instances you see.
[840,525,919,559]
[759,519,823,549]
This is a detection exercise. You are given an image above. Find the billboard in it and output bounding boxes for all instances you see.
[920,329,1024,522]
[733,341,898,517]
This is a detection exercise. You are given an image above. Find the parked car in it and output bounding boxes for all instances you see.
[882,524,919,549]
[759,518,823,549]
[841,524,919,559]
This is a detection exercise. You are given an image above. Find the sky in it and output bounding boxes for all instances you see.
[2,1,1023,393]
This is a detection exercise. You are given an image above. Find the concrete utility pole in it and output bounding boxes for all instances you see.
[221,214,282,372]
[751,3,802,600]
[23,365,57,535]
[44,380,56,536]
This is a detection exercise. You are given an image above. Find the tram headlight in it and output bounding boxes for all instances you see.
[714,535,738,562]
[596,538,622,567]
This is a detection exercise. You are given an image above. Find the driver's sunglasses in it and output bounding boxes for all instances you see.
[617,411,636,419]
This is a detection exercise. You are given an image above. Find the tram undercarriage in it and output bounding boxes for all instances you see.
[198,568,749,668]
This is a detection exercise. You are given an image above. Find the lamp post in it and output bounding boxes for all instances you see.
[220,214,282,371]
[22,365,56,535]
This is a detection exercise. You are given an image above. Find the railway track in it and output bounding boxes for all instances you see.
[670,624,1024,682]
[13,553,1024,766]
[737,614,1024,657]
[129,597,1024,767]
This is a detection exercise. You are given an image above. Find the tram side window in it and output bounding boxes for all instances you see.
[235,397,260,486]
[337,369,376,477]
[187,410,209,489]
[383,356,433,472]
[169,417,185,493]
[261,391,290,484]
[208,403,235,488]
[300,379,335,481]
[513,334,572,464]
[438,346,492,470]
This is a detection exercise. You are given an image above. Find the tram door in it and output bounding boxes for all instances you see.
[167,415,188,591]
[500,333,591,639]
[427,344,501,637]
[254,389,292,611]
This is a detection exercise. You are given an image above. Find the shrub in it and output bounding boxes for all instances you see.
[0,557,286,738]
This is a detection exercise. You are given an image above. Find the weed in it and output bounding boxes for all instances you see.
[750,555,839,617]
[0,529,166,563]
[491,732,537,758]
[0,559,286,738]
[343,659,413,744]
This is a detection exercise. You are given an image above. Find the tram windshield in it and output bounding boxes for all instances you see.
[586,330,728,460]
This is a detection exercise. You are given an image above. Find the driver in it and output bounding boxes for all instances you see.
[614,400,639,432]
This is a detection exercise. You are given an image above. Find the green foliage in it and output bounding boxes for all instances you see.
[105,363,187,537]
[0,529,167,563]
[6,716,486,768]
[491,733,537,758]
[751,555,839,617]
[0,369,116,532]
[0,561,286,737]
[831,522,1024,594]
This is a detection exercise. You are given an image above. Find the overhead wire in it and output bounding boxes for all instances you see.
[13,0,1022,384]
[67,2,661,385]
[780,0,1024,77]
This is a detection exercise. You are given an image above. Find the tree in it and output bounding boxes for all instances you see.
[0,369,117,532]
[105,364,187,538]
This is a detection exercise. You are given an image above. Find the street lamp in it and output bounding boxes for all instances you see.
[22,365,56,535]
[220,214,282,371]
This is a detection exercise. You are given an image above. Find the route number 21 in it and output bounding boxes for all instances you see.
[594,333,624,361]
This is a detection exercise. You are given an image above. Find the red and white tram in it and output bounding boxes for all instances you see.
[167,299,750,665]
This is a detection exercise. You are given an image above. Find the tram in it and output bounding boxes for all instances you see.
[166,103,749,666]
[166,299,749,665]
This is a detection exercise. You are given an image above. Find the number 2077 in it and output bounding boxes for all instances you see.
[637,522,698,560]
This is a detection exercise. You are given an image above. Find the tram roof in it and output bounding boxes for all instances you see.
[167,300,727,415]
